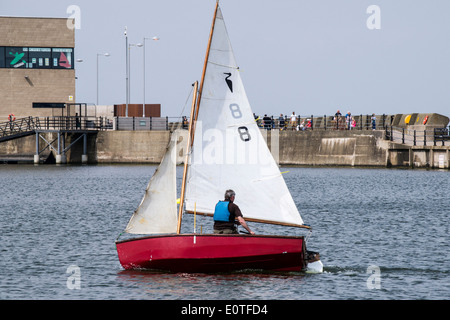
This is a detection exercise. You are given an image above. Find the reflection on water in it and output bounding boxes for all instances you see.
[116,269,307,300]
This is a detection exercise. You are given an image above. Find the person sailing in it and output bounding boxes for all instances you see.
[213,189,255,235]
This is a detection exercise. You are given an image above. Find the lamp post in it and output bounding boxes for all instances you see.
[96,53,110,106]
[127,42,143,117]
[75,58,83,80]
[124,26,129,117]
[142,36,159,117]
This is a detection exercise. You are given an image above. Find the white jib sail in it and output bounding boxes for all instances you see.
[185,6,304,227]
[124,131,179,234]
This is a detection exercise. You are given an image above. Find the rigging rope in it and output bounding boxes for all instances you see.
[174,84,195,130]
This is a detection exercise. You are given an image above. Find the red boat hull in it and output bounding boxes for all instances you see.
[116,234,307,273]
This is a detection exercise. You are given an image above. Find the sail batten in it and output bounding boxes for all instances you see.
[185,5,304,227]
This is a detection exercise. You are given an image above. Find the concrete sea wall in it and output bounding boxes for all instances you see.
[95,131,170,163]
[275,130,388,167]
[1,129,449,169]
[92,130,392,167]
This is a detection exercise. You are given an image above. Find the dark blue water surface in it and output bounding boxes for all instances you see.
[0,164,448,300]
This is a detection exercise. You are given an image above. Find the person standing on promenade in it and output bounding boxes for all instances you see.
[334,109,342,130]
[290,112,297,130]
[371,114,377,130]
[278,114,285,130]
[263,114,271,130]
[345,111,352,130]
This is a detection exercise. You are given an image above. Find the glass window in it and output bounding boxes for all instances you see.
[28,47,52,69]
[33,103,65,108]
[52,48,74,69]
[5,47,28,68]
[0,47,5,68]
[0,47,74,69]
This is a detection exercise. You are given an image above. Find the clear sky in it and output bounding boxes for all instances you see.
[2,0,449,118]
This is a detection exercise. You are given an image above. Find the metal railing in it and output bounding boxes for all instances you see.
[0,114,390,135]
[115,116,169,131]
[2,115,449,147]
[0,116,110,142]
[385,126,450,146]
[254,114,389,131]
[0,116,40,141]
[37,116,111,131]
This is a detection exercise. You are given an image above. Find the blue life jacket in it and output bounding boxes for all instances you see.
[213,201,231,222]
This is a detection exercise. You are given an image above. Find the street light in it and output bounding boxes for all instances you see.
[124,26,129,117]
[127,43,142,116]
[142,36,159,117]
[75,59,83,80]
[96,53,110,105]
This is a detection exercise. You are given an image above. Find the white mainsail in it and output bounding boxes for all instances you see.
[124,132,179,234]
[185,6,304,227]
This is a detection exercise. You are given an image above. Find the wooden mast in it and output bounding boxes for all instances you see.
[191,0,219,143]
[177,81,198,234]
[177,1,219,234]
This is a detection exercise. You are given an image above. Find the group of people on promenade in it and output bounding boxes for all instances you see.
[255,112,312,131]
[333,110,377,131]
[181,110,377,131]
[254,110,378,131]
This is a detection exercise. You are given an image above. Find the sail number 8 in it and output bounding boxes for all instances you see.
[238,126,251,142]
[230,103,251,142]
[229,103,242,119]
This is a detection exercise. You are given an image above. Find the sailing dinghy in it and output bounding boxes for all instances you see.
[116,2,322,273]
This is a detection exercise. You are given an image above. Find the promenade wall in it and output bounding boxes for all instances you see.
[1,129,448,169]
[276,130,388,166]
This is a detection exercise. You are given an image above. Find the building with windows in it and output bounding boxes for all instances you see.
[0,17,75,120]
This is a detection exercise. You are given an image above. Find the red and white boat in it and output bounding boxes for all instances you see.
[116,1,322,273]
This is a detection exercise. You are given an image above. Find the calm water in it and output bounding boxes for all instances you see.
[0,164,448,300]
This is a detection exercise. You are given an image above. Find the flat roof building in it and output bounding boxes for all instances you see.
[0,16,75,120]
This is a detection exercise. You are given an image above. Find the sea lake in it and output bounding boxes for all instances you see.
[0,164,448,300]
